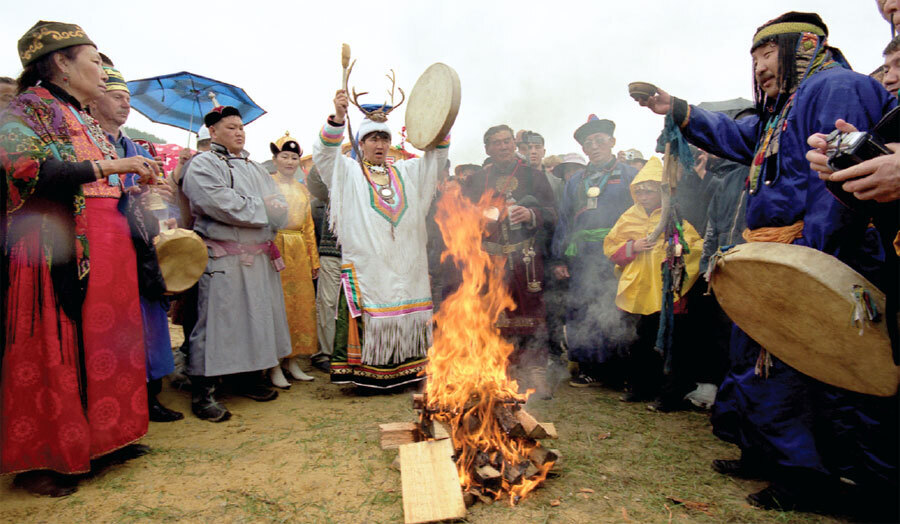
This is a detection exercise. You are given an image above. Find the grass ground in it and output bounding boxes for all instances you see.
[0,327,851,523]
[0,377,851,523]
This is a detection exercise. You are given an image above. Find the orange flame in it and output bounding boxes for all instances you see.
[424,182,552,504]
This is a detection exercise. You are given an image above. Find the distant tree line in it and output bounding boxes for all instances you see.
[122,126,166,144]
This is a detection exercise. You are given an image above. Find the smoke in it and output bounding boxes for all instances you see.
[541,261,640,397]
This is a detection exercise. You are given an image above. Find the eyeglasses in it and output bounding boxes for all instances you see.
[582,136,612,148]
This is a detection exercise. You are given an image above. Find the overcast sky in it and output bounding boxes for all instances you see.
[2,1,891,166]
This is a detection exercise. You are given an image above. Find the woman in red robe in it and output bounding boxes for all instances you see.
[1,21,159,496]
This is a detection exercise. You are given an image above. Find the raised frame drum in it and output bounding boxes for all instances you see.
[405,63,461,151]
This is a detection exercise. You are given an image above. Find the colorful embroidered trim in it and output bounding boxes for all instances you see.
[340,263,363,318]
[319,123,344,147]
[330,358,426,377]
[346,314,362,364]
[364,297,434,318]
[365,163,408,227]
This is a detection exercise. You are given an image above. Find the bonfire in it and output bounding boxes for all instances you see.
[418,181,558,506]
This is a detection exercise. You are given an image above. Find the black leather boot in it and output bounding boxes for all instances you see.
[191,376,231,422]
[234,372,278,402]
[148,379,184,422]
[746,468,838,512]
[13,470,78,497]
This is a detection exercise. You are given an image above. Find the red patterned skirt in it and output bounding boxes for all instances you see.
[1,198,147,475]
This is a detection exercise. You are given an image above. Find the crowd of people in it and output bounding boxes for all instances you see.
[1,3,899,520]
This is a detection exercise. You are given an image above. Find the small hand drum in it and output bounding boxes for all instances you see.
[405,63,461,151]
[154,228,209,294]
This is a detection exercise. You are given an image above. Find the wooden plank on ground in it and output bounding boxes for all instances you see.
[399,439,466,524]
[380,422,419,450]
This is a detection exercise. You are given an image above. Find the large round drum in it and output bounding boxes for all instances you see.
[405,63,461,151]
[154,228,208,294]
[710,242,899,396]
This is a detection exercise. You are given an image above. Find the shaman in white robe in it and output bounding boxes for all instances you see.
[312,119,449,366]
[183,142,292,376]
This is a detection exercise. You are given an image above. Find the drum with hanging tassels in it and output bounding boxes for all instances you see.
[709,241,899,396]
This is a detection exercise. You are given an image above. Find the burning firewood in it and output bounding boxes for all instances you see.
[512,409,539,437]
[512,410,558,439]
[408,390,560,507]
[463,487,494,506]
[396,184,560,513]
[426,419,452,440]
[502,461,528,486]
[528,446,560,466]
[491,403,522,436]
[538,422,558,440]
[474,465,502,487]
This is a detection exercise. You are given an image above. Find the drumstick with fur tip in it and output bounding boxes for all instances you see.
[339,44,365,171]
[341,44,351,91]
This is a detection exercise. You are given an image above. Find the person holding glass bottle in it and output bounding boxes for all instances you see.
[86,58,182,423]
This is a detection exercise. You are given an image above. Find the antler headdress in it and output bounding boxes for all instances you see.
[346,64,406,123]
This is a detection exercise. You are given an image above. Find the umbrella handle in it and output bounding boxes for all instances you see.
[187,110,194,149]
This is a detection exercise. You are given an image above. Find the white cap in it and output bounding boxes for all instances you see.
[558,152,587,166]
[356,118,391,142]
[197,126,210,141]
[551,152,588,177]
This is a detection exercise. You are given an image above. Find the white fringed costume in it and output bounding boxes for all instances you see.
[313,117,449,388]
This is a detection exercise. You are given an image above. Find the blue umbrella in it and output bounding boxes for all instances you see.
[126,71,266,134]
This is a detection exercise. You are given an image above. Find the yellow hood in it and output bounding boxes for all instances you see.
[603,156,702,315]
[628,156,663,203]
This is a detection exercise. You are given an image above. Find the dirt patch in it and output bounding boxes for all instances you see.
[0,334,845,523]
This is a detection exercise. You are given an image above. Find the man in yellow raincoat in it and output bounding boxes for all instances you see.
[603,157,702,404]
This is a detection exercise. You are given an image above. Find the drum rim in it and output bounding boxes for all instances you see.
[405,62,461,151]
[710,242,897,396]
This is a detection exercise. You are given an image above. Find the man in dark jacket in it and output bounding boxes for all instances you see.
[462,124,558,398]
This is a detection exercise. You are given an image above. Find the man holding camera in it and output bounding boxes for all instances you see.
[463,125,558,398]
[637,11,896,513]
[808,36,900,206]
[806,15,900,379]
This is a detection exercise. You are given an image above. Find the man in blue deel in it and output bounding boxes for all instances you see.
[636,11,897,516]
